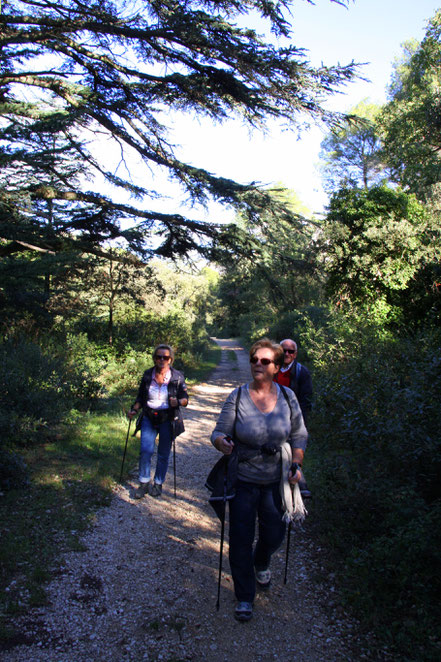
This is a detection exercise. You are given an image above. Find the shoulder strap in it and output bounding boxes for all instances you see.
[290,361,300,394]
[279,384,293,416]
[232,386,241,440]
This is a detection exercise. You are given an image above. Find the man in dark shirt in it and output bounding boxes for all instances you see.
[274,339,313,425]
[274,338,313,497]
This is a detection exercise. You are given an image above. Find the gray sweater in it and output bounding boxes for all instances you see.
[211,384,308,484]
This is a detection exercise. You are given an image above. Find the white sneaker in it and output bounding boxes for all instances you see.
[255,568,271,588]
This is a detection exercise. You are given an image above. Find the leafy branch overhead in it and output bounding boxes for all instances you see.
[0,0,360,259]
[379,10,441,202]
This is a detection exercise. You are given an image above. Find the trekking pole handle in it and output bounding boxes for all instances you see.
[214,435,234,455]
[289,462,302,482]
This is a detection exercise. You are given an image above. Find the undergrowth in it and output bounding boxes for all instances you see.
[0,341,220,646]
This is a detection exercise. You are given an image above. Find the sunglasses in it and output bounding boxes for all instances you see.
[155,355,171,361]
[283,348,296,354]
[250,357,275,365]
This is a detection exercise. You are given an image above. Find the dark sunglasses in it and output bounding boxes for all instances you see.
[283,348,296,354]
[250,357,275,365]
[155,354,171,361]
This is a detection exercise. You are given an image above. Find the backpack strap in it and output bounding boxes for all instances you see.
[232,386,241,440]
[290,361,302,396]
[279,384,293,417]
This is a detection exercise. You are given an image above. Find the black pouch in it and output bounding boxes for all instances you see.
[146,408,170,428]
[205,447,239,520]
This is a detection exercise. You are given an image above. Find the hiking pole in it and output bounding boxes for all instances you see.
[173,437,177,499]
[216,458,229,611]
[216,498,226,611]
[284,518,292,585]
[119,417,132,483]
[284,480,295,585]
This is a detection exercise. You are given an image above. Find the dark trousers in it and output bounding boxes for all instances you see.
[228,479,286,602]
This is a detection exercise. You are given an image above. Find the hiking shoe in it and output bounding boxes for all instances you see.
[299,475,312,499]
[148,482,162,497]
[133,483,149,499]
[234,601,253,622]
[300,486,312,499]
[255,568,271,589]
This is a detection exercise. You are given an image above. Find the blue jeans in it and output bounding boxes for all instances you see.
[228,480,286,602]
[139,415,172,485]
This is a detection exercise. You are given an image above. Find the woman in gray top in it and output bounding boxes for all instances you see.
[211,338,308,622]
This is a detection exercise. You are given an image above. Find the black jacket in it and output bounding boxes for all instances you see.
[134,366,188,439]
[288,361,313,426]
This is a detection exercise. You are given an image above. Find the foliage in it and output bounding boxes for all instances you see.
[0,0,360,267]
[0,282,219,463]
[213,186,323,340]
[379,11,441,202]
[142,259,220,332]
[0,336,103,452]
[0,337,220,625]
[320,99,387,192]
[265,305,330,355]
[99,346,150,398]
[320,186,436,323]
[308,316,441,660]
[0,449,29,491]
[49,250,161,345]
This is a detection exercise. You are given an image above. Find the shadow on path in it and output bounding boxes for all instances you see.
[5,339,375,662]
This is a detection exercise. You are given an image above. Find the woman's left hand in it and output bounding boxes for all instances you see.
[288,466,301,485]
[169,397,188,408]
[214,435,234,455]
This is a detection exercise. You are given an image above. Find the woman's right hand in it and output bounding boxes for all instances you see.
[214,435,234,455]
[127,408,139,420]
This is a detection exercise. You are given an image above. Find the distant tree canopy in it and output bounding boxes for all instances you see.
[213,186,321,337]
[320,100,386,192]
[379,10,441,202]
[0,0,359,266]
[320,186,434,321]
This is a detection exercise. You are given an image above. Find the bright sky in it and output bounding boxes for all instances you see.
[160,0,440,221]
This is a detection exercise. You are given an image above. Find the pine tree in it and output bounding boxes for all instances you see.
[1,0,359,261]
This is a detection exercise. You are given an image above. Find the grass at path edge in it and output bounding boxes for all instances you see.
[0,344,222,645]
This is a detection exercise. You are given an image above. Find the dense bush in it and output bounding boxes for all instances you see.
[0,449,30,491]
[99,346,150,397]
[70,310,195,356]
[0,337,103,450]
[309,319,441,660]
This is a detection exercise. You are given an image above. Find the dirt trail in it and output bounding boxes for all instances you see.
[7,339,377,662]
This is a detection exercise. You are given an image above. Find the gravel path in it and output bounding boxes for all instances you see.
[6,339,381,662]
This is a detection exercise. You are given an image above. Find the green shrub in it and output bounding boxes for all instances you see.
[0,339,70,445]
[0,449,29,491]
[63,333,105,400]
[0,336,103,450]
[99,347,150,396]
[309,319,441,659]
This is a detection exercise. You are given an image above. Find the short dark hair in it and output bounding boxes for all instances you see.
[249,338,284,368]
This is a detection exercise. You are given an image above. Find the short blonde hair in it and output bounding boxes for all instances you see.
[249,338,284,368]
[152,344,174,364]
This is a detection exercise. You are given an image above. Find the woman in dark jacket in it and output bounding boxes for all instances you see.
[128,344,188,498]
